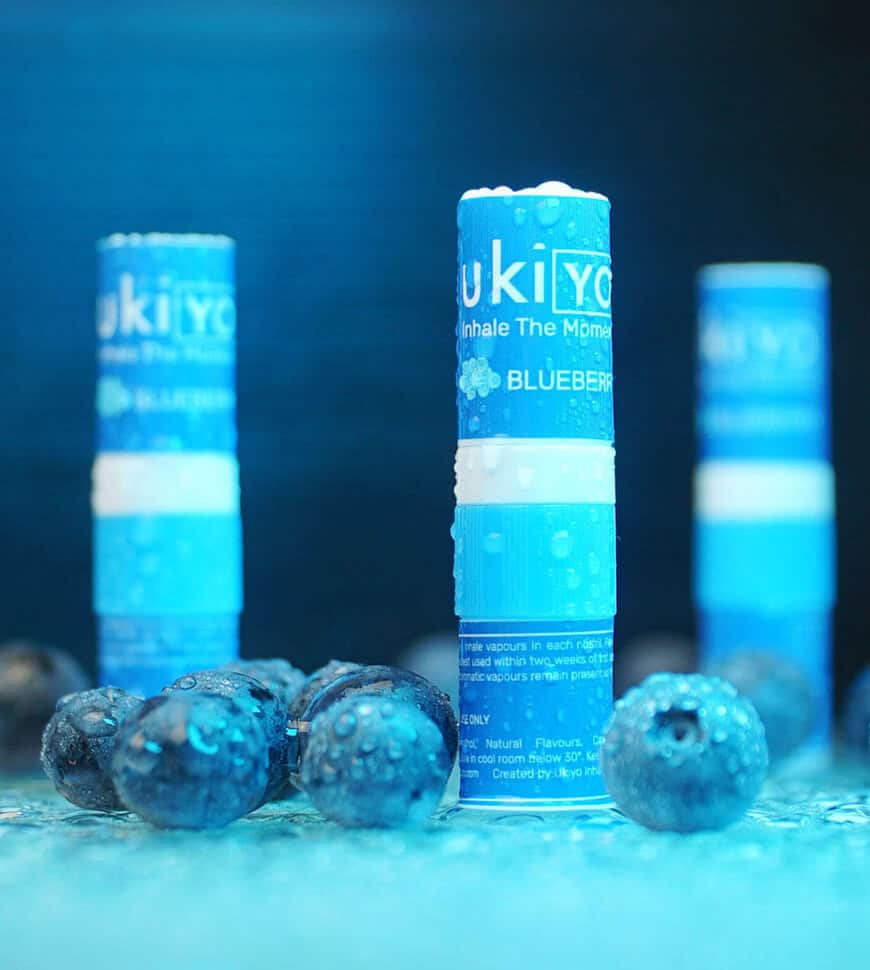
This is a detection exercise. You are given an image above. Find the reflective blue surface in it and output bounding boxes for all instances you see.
[2,768,869,969]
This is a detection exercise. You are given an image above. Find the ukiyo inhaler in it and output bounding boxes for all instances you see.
[93,234,242,697]
[694,263,835,748]
[453,182,616,810]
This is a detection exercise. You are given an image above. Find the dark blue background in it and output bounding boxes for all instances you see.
[1,1,867,694]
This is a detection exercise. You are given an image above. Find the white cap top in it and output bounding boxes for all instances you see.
[97,233,235,251]
[698,262,829,289]
[460,180,609,203]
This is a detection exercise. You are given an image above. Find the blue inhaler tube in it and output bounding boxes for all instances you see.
[694,263,835,750]
[453,182,616,810]
[93,234,242,697]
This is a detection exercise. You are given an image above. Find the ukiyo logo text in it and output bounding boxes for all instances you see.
[97,273,236,341]
[461,239,612,315]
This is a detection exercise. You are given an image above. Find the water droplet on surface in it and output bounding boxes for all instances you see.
[517,466,534,490]
[320,762,337,784]
[481,444,501,471]
[387,741,405,762]
[534,197,562,227]
[824,804,870,825]
[489,813,544,826]
[333,712,357,739]
[484,531,504,555]
[551,530,574,559]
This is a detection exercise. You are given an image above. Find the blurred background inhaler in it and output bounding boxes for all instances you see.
[695,263,835,749]
[93,235,242,697]
[453,182,616,810]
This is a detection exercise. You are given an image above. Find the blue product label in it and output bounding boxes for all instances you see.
[694,516,835,612]
[453,503,616,620]
[459,619,613,809]
[699,609,832,747]
[94,513,243,615]
[457,193,613,441]
[96,238,236,452]
[99,614,239,698]
[697,273,829,460]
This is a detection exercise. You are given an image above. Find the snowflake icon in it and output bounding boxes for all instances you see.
[459,356,502,401]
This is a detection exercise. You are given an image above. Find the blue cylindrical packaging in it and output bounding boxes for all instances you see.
[454,183,615,811]
[694,263,835,749]
[93,235,242,697]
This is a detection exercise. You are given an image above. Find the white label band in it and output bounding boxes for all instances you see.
[455,438,615,506]
[93,453,240,515]
[695,460,834,521]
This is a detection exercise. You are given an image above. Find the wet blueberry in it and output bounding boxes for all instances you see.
[601,673,768,832]
[707,650,815,763]
[111,692,268,829]
[0,641,90,772]
[285,660,362,786]
[288,660,362,722]
[291,664,458,787]
[165,669,288,803]
[222,658,306,710]
[301,694,451,828]
[41,687,142,811]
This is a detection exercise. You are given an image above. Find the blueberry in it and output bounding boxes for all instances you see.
[614,632,695,699]
[842,667,870,755]
[301,694,451,828]
[292,665,458,785]
[285,660,362,785]
[41,687,142,810]
[601,673,768,832]
[165,669,288,803]
[222,658,306,710]
[111,692,268,829]
[706,650,815,763]
[288,660,362,722]
[0,641,90,772]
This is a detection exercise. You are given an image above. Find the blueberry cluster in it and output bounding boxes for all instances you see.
[38,655,456,831]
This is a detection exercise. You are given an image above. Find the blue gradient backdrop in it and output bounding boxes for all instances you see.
[0,2,867,694]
